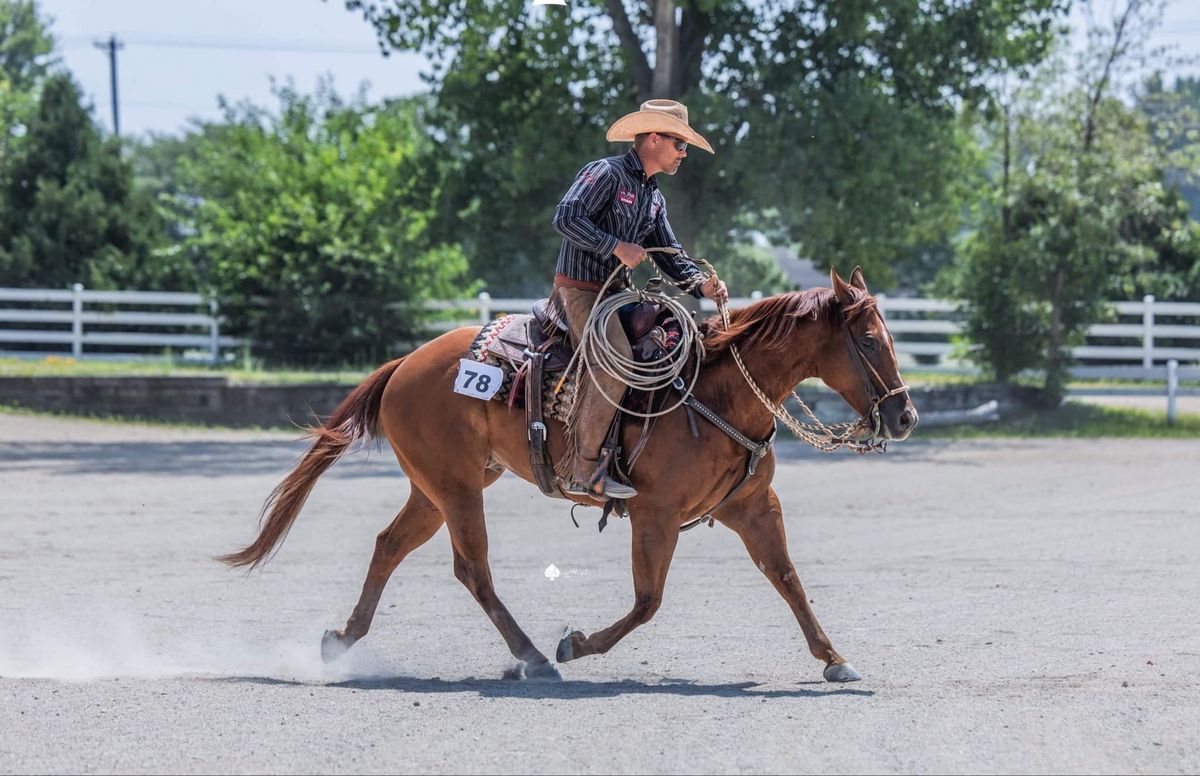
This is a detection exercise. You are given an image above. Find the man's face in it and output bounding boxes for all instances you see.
[651,132,688,175]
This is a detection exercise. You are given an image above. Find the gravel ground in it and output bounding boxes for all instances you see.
[1,412,1197,774]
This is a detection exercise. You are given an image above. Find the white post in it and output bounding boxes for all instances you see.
[1166,359,1178,426]
[209,299,220,365]
[478,291,491,326]
[1142,294,1155,369]
[71,283,84,358]
[750,290,763,300]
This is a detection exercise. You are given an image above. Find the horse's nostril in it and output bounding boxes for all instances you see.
[899,410,913,428]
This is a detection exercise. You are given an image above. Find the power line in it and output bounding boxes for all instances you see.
[64,34,383,56]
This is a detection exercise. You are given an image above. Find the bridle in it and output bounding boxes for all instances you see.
[837,300,910,438]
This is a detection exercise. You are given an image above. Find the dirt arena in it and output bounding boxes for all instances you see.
[1,412,1197,774]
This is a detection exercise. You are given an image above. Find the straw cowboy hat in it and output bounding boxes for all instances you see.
[606,99,714,154]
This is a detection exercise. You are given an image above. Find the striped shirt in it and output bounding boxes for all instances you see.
[553,149,706,297]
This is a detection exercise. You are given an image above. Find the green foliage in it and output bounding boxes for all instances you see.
[169,84,472,365]
[920,400,1200,439]
[948,222,1048,382]
[0,73,170,289]
[0,0,55,159]
[344,0,1066,293]
[943,8,1200,403]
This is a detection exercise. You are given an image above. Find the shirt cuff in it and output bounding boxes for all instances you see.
[598,233,620,259]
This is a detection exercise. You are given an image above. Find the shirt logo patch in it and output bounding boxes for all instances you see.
[618,189,637,206]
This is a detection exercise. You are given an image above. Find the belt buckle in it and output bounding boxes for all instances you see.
[529,421,547,441]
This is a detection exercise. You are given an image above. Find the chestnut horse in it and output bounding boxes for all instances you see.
[220,267,917,682]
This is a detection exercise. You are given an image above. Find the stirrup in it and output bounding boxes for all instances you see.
[563,475,637,500]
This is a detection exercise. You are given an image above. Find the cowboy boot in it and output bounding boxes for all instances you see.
[562,383,638,500]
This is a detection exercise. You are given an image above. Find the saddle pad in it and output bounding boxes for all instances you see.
[466,314,579,424]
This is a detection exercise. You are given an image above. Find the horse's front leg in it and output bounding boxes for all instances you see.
[556,512,679,662]
[720,487,861,683]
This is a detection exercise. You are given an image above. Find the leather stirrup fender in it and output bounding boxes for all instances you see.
[524,350,558,496]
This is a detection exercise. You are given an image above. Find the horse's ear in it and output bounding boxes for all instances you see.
[850,265,868,292]
[830,266,853,305]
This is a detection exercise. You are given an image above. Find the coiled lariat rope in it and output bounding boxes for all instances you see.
[560,250,704,418]
[563,249,885,452]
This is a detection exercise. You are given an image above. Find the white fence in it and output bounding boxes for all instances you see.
[421,292,1200,381]
[4,285,1197,381]
[0,284,239,363]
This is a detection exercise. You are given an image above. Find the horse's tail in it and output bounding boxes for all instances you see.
[217,356,407,570]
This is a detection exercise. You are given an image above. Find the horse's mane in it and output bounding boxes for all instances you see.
[701,286,875,362]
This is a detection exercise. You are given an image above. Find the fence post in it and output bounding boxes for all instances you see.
[750,290,763,300]
[478,291,491,326]
[1167,359,1178,426]
[1142,294,1155,369]
[209,299,220,365]
[71,283,84,358]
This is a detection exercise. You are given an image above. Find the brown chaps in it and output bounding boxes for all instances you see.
[551,283,633,476]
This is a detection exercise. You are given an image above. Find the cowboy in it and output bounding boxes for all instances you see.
[551,99,729,500]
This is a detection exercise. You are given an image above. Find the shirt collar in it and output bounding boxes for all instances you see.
[622,148,658,189]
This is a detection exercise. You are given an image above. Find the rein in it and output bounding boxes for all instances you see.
[718,297,894,455]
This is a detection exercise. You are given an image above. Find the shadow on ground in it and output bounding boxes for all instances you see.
[0,439,399,478]
[209,673,875,700]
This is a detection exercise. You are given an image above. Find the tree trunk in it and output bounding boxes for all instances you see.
[1044,264,1067,405]
[652,0,678,98]
[607,0,709,253]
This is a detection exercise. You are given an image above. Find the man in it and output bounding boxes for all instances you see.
[551,99,728,500]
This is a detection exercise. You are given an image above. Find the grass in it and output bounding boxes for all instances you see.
[919,400,1200,439]
[0,356,369,384]
[0,401,292,433]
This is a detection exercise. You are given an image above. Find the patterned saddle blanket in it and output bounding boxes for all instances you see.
[465,314,580,424]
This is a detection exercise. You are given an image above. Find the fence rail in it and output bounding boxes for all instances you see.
[4,285,1197,382]
[0,284,238,363]
[418,292,1200,382]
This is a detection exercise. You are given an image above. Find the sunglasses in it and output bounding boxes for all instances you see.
[658,133,687,152]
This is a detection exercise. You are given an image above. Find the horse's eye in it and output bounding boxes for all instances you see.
[861,335,878,351]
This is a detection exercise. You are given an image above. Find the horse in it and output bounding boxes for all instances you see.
[219,266,917,682]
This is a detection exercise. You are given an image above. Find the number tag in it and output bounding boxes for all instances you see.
[453,358,504,401]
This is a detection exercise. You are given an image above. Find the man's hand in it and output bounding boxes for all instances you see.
[700,274,729,307]
[613,241,647,269]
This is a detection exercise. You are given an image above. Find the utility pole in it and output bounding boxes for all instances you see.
[92,34,124,137]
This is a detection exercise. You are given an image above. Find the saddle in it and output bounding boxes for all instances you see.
[467,290,681,499]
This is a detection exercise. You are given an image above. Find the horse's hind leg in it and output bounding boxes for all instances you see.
[556,513,679,662]
[437,490,562,680]
[722,487,860,683]
[321,485,445,663]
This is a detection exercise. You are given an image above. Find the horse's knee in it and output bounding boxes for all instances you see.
[453,554,472,585]
[374,530,398,557]
[631,593,662,625]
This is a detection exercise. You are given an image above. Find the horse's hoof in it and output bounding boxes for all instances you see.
[321,629,351,664]
[556,630,585,663]
[501,663,525,680]
[823,662,862,683]
[524,660,563,681]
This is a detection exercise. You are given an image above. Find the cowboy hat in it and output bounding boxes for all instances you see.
[605,99,714,154]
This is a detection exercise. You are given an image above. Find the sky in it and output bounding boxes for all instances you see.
[42,0,429,137]
[36,0,1200,139]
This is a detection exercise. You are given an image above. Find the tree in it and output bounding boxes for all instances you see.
[943,0,1199,400]
[169,83,471,365]
[343,0,1066,294]
[0,73,170,289]
[0,0,55,176]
